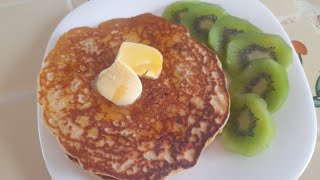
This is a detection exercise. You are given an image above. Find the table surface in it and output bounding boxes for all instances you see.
[0,0,318,179]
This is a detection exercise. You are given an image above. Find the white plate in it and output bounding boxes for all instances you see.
[37,0,317,179]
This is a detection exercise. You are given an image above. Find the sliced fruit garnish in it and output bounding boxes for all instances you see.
[181,2,227,44]
[208,15,262,63]
[162,0,200,24]
[225,32,292,76]
[229,59,289,113]
[222,93,275,157]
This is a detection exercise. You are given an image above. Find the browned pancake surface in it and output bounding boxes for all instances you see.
[38,13,229,180]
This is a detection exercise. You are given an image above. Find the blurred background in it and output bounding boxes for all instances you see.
[0,0,319,179]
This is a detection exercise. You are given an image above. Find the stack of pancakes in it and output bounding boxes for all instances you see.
[38,13,229,180]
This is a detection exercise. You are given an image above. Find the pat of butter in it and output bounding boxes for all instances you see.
[96,61,142,106]
[97,42,163,106]
[116,42,163,79]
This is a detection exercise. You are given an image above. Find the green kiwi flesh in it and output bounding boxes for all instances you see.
[229,59,289,113]
[225,32,292,76]
[208,15,262,64]
[222,93,275,157]
[162,1,200,24]
[181,2,227,44]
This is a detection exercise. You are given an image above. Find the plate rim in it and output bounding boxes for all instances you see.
[37,0,318,179]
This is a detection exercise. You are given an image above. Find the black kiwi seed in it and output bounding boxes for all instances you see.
[244,72,275,99]
[180,2,227,44]
[221,28,244,47]
[208,15,262,61]
[193,15,218,34]
[229,59,289,113]
[225,33,292,75]
[238,44,277,65]
[171,8,189,23]
[233,106,257,137]
[222,94,275,157]
[162,1,200,24]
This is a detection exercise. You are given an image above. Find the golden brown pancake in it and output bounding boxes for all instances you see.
[38,13,229,180]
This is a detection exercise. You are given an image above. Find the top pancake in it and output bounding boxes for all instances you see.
[38,13,229,180]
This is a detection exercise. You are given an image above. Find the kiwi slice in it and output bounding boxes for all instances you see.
[229,59,289,113]
[208,15,262,62]
[225,32,292,76]
[181,2,227,44]
[222,93,275,157]
[162,1,200,24]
